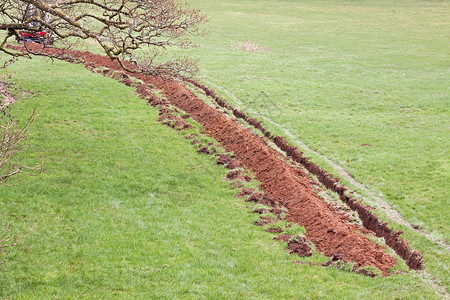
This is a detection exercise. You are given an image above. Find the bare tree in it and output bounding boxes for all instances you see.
[0,0,208,77]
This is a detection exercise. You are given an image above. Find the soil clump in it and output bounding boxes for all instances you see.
[288,236,313,257]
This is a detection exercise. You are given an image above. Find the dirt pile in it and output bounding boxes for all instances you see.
[154,73,398,274]
[8,44,424,273]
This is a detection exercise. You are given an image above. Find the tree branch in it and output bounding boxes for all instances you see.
[0,0,208,78]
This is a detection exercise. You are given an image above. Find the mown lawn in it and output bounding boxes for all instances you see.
[0,57,442,298]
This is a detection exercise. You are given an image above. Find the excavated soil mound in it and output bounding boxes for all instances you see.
[135,74,397,273]
[9,44,425,274]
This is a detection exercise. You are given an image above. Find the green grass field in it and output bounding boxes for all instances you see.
[186,0,449,289]
[1,0,448,298]
[187,0,449,241]
[0,56,442,299]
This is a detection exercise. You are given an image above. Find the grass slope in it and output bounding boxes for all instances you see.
[188,0,449,240]
[0,57,441,298]
[185,0,449,290]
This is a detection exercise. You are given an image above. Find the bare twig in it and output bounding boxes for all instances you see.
[0,107,43,185]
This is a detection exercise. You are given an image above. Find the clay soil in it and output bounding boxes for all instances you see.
[9,44,424,275]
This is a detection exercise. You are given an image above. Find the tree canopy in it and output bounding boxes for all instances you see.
[0,0,208,77]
